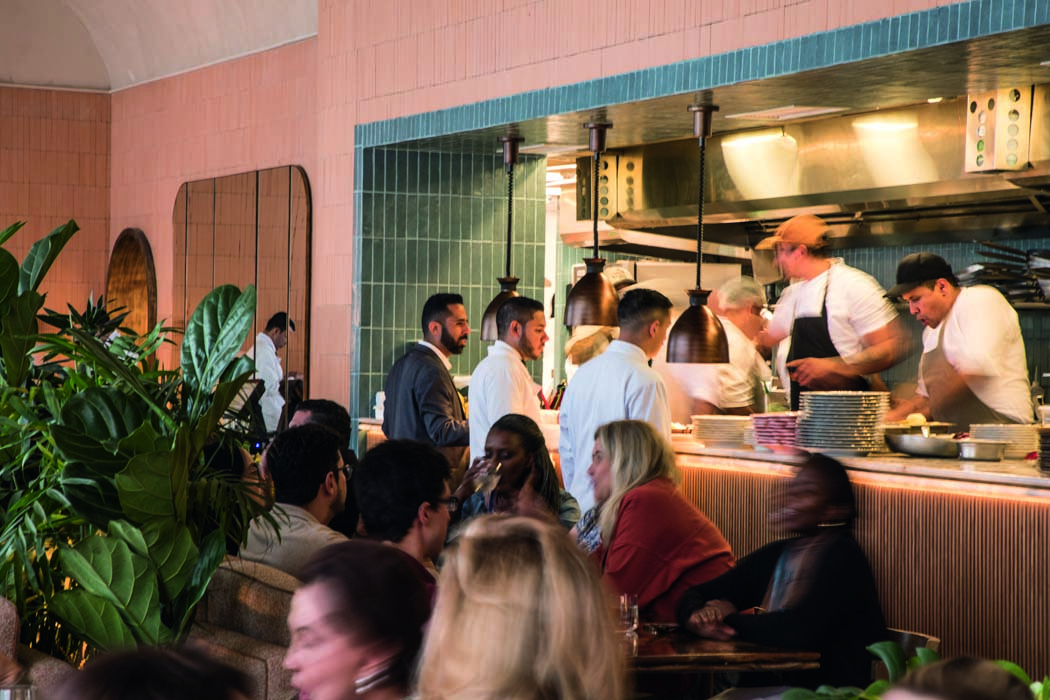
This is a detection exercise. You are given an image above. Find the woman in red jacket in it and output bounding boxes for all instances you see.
[586,419,734,621]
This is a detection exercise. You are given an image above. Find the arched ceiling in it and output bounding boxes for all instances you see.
[0,0,317,92]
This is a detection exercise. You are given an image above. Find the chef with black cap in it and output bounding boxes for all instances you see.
[885,252,1033,425]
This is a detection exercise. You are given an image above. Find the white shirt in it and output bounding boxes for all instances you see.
[916,286,1032,424]
[248,332,283,432]
[418,340,452,370]
[559,340,671,513]
[767,260,897,361]
[659,317,771,417]
[469,340,542,461]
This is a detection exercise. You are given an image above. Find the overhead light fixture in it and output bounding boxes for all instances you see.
[927,97,944,104]
[667,104,730,364]
[564,121,620,328]
[480,135,525,341]
[721,127,786,148]
[726,105,847,122]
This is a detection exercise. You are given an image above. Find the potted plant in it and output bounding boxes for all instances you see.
[0,219,271,663]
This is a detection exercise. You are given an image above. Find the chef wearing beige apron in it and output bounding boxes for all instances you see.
[884,253,1033,426]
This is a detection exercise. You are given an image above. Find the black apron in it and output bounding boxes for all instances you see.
[786,268,870,411]
[919,321,1016,426]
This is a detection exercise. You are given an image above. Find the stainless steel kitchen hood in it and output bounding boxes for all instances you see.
[564,87,1050,257]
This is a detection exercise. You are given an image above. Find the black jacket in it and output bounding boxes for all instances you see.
[382,344,469,447]
[675,532,887,688]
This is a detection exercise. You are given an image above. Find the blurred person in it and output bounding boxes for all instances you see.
[353,439,453,598]
[247,311,296,434]
[560,288,673,513]
[454,414,580,530]
[563,325,616,383]
[661,276,772,419]
[585,419,733,621]
[383,293,471,482]
[884,253,1033,425]
[240,424,348,577]
[416,516,626,700]
[468,296,548,462]
[290,398,361,537]
[55,645,251,700]
[884,657,1034,700]
[0,653,21,685]
[756,215,905,410]
[285,540,432,700]
[676,453,886,689]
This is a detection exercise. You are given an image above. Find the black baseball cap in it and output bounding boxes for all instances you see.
[886,253,957,298]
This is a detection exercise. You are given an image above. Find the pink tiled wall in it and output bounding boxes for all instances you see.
[110,39,317,367]
[103,0,965,402]
[0,86,110,314]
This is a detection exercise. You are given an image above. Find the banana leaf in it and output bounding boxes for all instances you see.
[19,220,78,295]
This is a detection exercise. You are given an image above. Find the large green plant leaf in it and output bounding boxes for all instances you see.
[140,520,197,602]
[55,536,169,645]
[180,284,256,410]
[0,221,26,248]
[0,290,42,386]
[60,461,125,529]
[19,220,79,294]
[0,247,19,314]
[174,527,228,636]
[116,452,176,523]
[52,387,151,467]
[867,641,907,683]
[48,590,137,650]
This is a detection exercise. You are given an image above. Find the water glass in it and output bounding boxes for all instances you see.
[617,594,639,635]
[0,687,34,700]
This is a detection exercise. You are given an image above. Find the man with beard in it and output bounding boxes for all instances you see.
[383,293,471,481]
[240,424,348,577]
[467,296,549,463]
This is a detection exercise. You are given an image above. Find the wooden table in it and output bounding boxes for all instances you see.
[629,626,819,697]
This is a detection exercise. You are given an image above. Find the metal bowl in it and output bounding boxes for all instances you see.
[956,439,1008,461]
[885,433,959,458]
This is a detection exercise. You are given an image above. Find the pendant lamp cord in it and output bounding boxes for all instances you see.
[505,165,514,278]
[695,134,706,290]
[592,150,600,259]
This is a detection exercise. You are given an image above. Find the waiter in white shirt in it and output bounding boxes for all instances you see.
[248,311,295,433]
[468,296,548,461]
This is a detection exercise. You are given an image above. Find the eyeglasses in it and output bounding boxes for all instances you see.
[434,496,460,514]
[335,465,352,481]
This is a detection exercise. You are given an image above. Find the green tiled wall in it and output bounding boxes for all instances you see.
[840,235,1050,391]
[353,148,547,422]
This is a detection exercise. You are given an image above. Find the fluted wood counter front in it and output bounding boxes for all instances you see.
[674,441,1050,679]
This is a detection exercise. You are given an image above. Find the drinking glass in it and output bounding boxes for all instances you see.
[617,594,639,635]
[0,687,34,700]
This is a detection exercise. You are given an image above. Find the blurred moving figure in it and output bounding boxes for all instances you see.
[285,540,431,700]
[455,414,580,530]
[417,516,625,700]
[885,657,1034,700]
[676,454,886,689]
[55,645,251,700]
[582,420,733,622]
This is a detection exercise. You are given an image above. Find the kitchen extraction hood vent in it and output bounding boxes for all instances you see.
[562,87,1050,257]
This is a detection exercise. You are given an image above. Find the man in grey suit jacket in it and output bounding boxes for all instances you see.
[383,293,471,481]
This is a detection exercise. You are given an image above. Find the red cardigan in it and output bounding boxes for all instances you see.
[596,478,734,622]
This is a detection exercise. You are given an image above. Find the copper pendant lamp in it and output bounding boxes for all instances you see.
[666,105,730,364]
[564,121,620,328]
[481,135,525,341]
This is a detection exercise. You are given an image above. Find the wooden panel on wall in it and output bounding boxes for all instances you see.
[680,460,1050,678]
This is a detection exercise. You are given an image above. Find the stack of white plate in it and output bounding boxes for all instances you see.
[692,415,752,448]
[971,423,1038,460]
[750,412,800,448]
[796,391,891,456]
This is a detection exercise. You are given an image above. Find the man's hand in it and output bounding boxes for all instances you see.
[786,356,859,389]
[685,600,738,640]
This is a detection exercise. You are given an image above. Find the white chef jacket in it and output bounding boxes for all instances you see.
[469,340,543,461]
[248,332,283,432]
[659,317,771,417]
[559,340,671,513]
[916,285,1032,424]
[767,260,897,361]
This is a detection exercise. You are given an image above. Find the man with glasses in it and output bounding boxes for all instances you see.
[241,424,348,577]
[353,439,453,601]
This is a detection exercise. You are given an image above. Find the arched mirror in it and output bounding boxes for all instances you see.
[173,165,311,426]
[105,228,158,336]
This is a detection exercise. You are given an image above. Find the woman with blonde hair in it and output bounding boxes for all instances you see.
[417,516,625,700]
[584,419,734,621]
